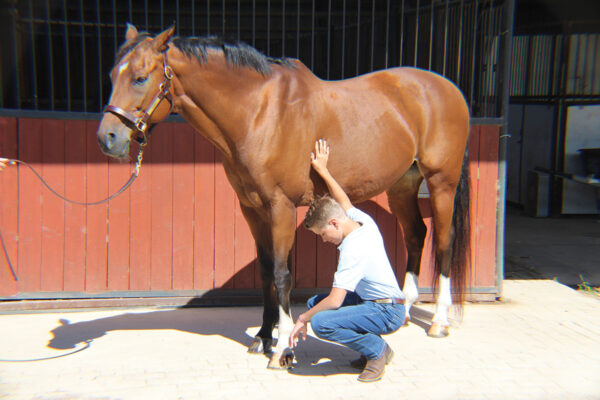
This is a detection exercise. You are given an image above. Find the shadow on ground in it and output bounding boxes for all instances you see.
[47,306,256,350]
[46,302,436,377]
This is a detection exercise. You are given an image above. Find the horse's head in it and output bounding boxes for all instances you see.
[97,24,175,159]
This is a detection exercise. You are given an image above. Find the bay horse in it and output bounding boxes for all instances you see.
[97,24,471,369]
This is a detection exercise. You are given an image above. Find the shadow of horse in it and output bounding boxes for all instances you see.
[407,306,436,331]
[45,304,362,377]
[46,301,437,377]
[47,306,257,351]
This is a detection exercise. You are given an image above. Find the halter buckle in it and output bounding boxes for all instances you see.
[164,65,174,80]
[134,118,148,133]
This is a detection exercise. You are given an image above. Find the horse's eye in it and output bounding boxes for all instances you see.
[134,76,148,85]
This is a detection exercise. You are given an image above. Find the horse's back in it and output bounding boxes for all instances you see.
[312,67,468,188]
[346,66,470,170]
[264,63,470,204]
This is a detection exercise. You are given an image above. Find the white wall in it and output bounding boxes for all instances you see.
[562,105,600,214]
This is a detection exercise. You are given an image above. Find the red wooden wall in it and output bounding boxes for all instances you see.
[0,117,499,299]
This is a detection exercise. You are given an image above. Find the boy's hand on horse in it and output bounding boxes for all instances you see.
[310,139,330,175]
[310,139,353,211]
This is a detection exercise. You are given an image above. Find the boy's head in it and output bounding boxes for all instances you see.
[303,195,347,245]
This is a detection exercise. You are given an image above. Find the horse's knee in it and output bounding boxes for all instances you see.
[274,270,291,291]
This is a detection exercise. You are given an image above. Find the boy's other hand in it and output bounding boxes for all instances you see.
[289,318,308,349]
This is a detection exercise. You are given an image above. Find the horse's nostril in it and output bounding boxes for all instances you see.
[106,132,117,149]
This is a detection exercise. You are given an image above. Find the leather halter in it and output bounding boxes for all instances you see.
[104,51,174,146]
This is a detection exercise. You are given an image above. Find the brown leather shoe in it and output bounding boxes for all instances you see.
[357,344,394,383]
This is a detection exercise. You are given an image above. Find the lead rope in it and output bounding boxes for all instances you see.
[0,144,145,206]
[0,145,145,282]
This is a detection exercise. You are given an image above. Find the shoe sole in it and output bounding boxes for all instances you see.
[357,374,383,383]
[351,348,393,370]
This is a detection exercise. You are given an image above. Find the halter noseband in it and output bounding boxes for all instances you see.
[104,51,174,146]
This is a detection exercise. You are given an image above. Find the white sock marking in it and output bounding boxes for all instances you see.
[274,305,294,354]
[403,272,419,320]
[432,275,452,325]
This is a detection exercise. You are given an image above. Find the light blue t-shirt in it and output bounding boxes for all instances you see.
[333,207,404,300]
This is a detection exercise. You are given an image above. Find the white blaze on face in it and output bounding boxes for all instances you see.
[274,305,294,354]
[117,61,129,79]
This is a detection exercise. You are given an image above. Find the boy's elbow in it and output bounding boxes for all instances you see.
[329,287,348,308]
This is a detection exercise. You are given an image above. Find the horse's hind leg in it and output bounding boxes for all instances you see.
[387,164,427,325]
[422,165,462,338]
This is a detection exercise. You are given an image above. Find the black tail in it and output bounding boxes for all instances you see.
[450,153,471,306]
[432,151,471,307]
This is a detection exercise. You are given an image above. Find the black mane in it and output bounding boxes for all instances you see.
[171,36,295,76]
[114,32,294,76]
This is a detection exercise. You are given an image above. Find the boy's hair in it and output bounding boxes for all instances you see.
[303,195,347,229]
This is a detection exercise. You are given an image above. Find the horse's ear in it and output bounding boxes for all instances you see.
[125,23,139,42]
[152,25,175,52]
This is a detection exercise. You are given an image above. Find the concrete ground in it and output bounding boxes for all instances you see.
[1,279,599,400]
[504,205,600,286]
[0,207,599,400]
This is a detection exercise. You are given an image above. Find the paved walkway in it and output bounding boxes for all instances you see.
[504,206,600,286]
[1,279,599,400]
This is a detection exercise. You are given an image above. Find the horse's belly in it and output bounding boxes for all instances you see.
[340,157,416,203]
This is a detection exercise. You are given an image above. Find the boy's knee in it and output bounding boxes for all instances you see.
[309,312,332,339]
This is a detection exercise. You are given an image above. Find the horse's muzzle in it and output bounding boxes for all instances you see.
[97,130,130,159]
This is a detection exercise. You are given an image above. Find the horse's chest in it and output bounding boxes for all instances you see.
[237,187,264,208]
[223,165,265,209]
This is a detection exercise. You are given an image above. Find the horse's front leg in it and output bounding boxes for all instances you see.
[266,195,297,370]
[247,245,278,354]
[239,205,277,355]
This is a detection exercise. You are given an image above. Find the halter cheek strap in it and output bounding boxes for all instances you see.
[104,51,174,145]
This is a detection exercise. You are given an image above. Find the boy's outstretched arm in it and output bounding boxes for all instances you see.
[311,139,353,211]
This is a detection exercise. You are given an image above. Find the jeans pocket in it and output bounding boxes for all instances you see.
[385,306,406,333]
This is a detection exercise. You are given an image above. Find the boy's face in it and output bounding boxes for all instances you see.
[310,219,343,246]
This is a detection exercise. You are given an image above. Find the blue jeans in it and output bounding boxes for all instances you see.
[307,292,406,360]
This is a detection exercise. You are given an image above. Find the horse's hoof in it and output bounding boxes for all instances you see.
[248,336,272,354]
[267,350,294,370]
[427,323,449,338]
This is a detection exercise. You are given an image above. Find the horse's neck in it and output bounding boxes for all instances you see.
[172,53,284,160]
